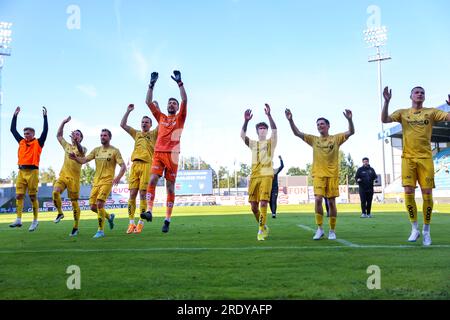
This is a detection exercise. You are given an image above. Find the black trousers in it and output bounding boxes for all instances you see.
[359,190,374,214]
[269,191,278,215]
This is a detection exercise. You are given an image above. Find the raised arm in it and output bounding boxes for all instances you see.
[279,156,284,171]
[275,155,284,175]
[172,70,187,121]
[240,109,252,147]
[38,107,48,147]
[120,104,134,134]
[57,116,71,143]
[145,72,162,120]
[72,136,86,156]
[265,104,277,144]
[69,152,88,164]
[343,109,354,139]
[10,107,23,143]
[285,108,305,140]
[69,147,95,164]
[171,70,187,104]
[381,86,393,123]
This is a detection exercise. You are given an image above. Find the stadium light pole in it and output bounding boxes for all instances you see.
[0,22,13,181]
[364,25,391,202]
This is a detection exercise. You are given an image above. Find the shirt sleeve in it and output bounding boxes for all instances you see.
[151,126,159,141]
[178,100,187,125]
[149,102,162,122]
[432,109,449,122]
[371,168,377,180]
[303,134,315,147]
[38,115,48,147]
[59,137,68,149]
[86,148,97,161]
[336,133,348,146]
[115,149,125,166]
[128,127,137,139]
[355,168,361,180]
[390,109,402,122]
[247,139,255,150]
[10,115,23,143]
[270,130,278,150]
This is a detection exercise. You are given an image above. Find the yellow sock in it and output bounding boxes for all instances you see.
[32,198,39,220]
[72,201,80,228]
[52,191,63,215]
[422,194,433,225]
[104,211,110,220]
[315,213,323,227]
[404,194,417,222]
[139,199,146,214]
[128,199,136,220]
[259,206,267,231]
[98,207,106,231]
[329,217,337,231]
[16,198,24,219]
[138,199,146,223]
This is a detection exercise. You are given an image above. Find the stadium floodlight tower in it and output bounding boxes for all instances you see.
[0,21,13,181]
[364,25,391,202]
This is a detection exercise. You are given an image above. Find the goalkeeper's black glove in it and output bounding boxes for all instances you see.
[149,72,159,89]
[171,70,183,86]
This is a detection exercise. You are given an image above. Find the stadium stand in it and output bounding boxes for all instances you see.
[434,148,450,190]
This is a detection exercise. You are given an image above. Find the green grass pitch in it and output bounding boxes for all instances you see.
[0,204,449,300]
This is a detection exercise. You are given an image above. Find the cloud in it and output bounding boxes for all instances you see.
[76,85,97,98]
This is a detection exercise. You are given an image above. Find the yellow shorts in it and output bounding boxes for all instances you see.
[313,176,339,198]
[54,175,80,199]
[89,184,112,205]
[128,161,152,190]
[16,169,39,195]
[248,176,273,202]
[402,158,435,189]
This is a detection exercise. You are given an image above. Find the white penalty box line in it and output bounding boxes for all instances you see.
[298,224,360,247]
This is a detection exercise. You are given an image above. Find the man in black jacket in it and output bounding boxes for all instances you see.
[270,155,284,218]
[355,157,377,218]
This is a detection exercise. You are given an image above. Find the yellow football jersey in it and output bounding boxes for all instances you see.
[128,127,158,163]
[86,145,124,185]
[248,136,276,178]
[59,138,87,178]
[304,133,347,178]
[390,107,448,158]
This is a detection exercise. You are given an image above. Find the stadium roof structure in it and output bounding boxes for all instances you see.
[378,103,450,143]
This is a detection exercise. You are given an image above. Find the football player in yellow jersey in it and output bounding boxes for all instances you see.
[382,86,450,246]
[285,108,354,240]
[52,116,87,237]
[241,104,277,241]
[120,103,158,234]
[70,129,127,238]
[9,106,48,232]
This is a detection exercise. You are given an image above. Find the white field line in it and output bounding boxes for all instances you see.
[0,244,450,254]
[298,224,360,247]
